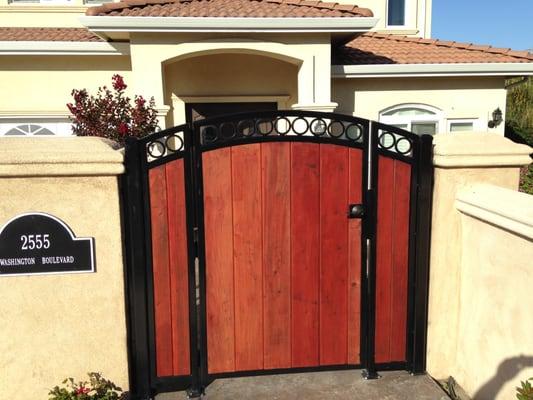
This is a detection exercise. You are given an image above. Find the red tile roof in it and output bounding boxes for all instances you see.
[0,27,103,42]
[85,0,374,17]
[334,32,533,64]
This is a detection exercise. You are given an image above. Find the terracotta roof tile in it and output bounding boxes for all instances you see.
[0,27,103,42]
[85,0,374,18]
[333,32,533,65]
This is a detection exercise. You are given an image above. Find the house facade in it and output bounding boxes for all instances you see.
[0,0,532,138]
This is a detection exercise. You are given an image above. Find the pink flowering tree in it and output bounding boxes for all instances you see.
[67,74,159,145]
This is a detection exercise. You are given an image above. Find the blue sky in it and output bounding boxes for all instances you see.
[432,0,533,51]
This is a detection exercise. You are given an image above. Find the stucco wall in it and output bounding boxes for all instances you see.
[451,185,533,400]
[332,76,507,135]
[0,55,131,117]
[426,133,533,399]
[0,138,128,400]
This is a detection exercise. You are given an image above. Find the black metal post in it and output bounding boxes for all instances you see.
[360,122,379,379]
[122,137,153,400]
[409,134,433,374]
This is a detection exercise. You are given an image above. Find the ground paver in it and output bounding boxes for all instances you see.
[156,369,450,400]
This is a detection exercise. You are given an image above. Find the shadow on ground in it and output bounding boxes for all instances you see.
[156,370,450,400]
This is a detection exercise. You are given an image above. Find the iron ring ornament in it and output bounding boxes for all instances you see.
[377,129,413,156]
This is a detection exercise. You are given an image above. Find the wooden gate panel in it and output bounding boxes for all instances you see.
[290,143,320,368]
[262,142,292,369]
[375,157,411,364]
[149,159,191,377]
[203,148,236,374]
[319,145,350,366]
[232,144,264,372]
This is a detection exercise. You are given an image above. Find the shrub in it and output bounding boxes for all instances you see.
[48,372,123,400]
[67,74,159,145]
[517,377,533,400]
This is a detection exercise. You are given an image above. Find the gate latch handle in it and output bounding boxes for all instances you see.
[348,203,364,219]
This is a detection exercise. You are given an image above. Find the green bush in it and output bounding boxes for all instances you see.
[48,372,123,400]
[517,377,533,400]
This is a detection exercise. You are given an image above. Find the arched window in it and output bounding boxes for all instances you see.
[380,104,443,135]
[0,119,72,137]
[5,124,55,136]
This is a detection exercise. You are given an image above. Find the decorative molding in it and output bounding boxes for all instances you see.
[0,5,88,13]
[291,102,338,112]
[173,94,291,104]
[332,63,533,78]
[0,111,71,118]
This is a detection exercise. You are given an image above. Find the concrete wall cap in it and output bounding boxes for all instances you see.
[433,133,532,167]
[0,137,125,176]
[456,183,533,239]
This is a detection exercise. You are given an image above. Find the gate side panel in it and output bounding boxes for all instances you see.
[203,148,236,374]
[149,160,191,377]
[291,143,320,368]
[262,143,292,369]
[375,157,411,364]
[347,149,363,364]
[232,145,264,372]
[319,145,350,366]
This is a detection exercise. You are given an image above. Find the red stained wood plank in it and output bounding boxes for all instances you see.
[203,148,235,373]
[390,160,411,361]
[165,159,191,376]
[347,148,363,364]
[262,142,292,369]
[149,165,173,377]
[319,144,349,366]
[290,143,320,368]
[375,157,395,363]
[232,144,264,371]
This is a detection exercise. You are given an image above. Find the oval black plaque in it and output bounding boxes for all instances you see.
[0,213,95,276]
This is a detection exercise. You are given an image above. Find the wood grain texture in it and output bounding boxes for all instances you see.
[165,159,191,376]
[347,148,363,364]
[290,143,320,368]
[390,160,411,361]
[262,142,292,369]
[203,148,236,373]
[319,144,349,366]
[149,165,173,377]
[232,144,264,371]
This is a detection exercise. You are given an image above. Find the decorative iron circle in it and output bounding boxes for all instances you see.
[201,125,219,144]
[147,140,166,158]
[220,122,236,139]
[310,118,327,136]
[274,117,292,136]
[378,132,396,150]
[165,134,184,152]
[345,123,362,141]
[328,121,345,138]
[395,137,412,155]
[256,119,274,136]
[237,119,255,137]
[292,117,309,136]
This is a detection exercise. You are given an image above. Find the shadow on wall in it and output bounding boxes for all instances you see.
[473,355,533,400]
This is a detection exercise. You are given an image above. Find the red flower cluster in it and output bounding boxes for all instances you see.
[75,386,90,396]
[67,74,158,145]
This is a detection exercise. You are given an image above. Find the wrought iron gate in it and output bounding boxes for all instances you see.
[122,110,433,400]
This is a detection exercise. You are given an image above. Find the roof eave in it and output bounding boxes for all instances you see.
[332,63,533,78]
[0,41,130,55]
[79,16,379,33]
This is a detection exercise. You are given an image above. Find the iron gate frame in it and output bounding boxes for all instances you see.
[122,110,433,400]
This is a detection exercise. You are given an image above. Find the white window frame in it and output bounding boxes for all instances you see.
[379,103,444,135]
[446,118,480,133]
[0,118,73,137]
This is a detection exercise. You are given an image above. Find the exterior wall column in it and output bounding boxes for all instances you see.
[292,41,338,113]
[426,133,531,382]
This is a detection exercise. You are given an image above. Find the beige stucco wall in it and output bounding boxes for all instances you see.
[426,133,533,399]
[451,184,533,400]
[332,76,508,135]
[0,137,128,400]
[0,55,131,118]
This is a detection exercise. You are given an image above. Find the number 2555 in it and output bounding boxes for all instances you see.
[21,234,50,250]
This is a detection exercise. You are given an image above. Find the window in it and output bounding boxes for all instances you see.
[387,0,406,26]
[448,119,477,133]
[0,119,73,137]
[380,104,443,135]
